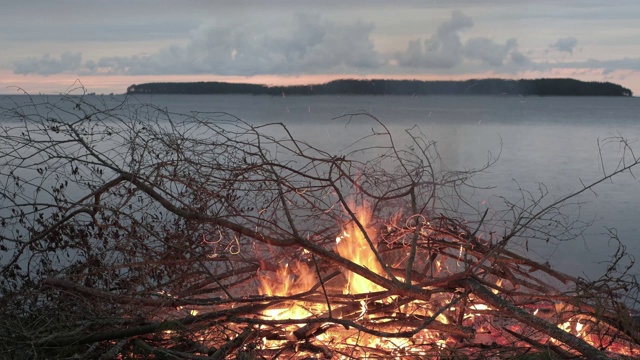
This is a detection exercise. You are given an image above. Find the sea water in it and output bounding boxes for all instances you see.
[2,94,640,279]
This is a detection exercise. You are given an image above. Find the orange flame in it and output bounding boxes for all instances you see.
[259,260,315,297]
[335,202,385,294]
[259,260,319,323]
[249,202,640,358]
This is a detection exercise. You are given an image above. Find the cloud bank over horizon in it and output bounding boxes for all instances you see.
[11,10,638,82]
[3,2,640,94]
[14,52,83,76]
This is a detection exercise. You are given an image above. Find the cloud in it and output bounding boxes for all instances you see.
[396,11,528,70]
[544,57,640,72]
[463,38,517,66]
[14,52,82,76]
[550,36,578,54]
[396,10,473,68]
[76,14,381,76]
[509,50,531,67]
[14,10,636,82]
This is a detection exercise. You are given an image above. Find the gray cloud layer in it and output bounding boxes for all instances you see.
[82,14,381,76]
[550,37,578,54]
[14,52,82,75]
[397,10,473,68]
[10,11,637,78]
[396,11,527,70]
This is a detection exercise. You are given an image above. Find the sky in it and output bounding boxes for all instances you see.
[1,0,639,95]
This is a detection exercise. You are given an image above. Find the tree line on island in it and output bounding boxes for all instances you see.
[127,78,633,96]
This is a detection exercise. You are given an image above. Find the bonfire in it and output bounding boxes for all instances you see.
[1,94,639,359]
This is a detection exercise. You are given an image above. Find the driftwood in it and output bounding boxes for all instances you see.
[1,93,639,359]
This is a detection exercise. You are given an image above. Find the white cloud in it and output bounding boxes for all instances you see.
[13,52,82,76]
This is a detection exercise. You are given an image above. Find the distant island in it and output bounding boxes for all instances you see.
[126,78,633,97]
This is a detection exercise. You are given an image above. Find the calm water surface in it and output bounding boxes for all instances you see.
[4,94,640,279]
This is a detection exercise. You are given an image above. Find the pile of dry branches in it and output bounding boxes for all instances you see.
[1,93,639,359]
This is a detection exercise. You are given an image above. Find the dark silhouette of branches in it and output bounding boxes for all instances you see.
[0,92,639,359]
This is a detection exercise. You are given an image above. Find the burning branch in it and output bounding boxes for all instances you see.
[1,93,640,359]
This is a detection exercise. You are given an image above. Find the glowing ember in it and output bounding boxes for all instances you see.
[246,203,640,359]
